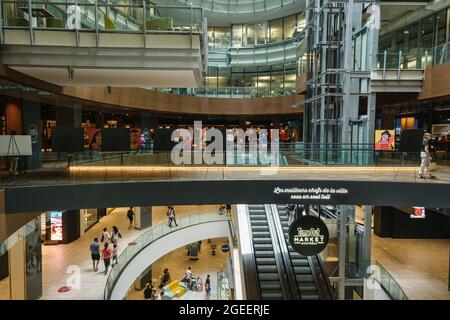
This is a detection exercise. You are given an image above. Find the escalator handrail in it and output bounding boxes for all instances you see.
[270,204,302,300]
[238,204,261,300]
[315,254,338,300]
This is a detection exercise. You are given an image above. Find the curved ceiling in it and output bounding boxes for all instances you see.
[153,0,305,25]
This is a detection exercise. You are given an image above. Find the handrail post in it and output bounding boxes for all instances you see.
[382,50,386,80]
[190,4,193,49]
[424,50,428,69]
[28,0,34,44]
[75,0,79,47]
[94,0,98,47]
[142,0,146,48]
[397,50,402,79]
[0,0,4,45]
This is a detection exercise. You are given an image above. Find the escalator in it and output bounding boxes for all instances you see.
[247,204,286,299]
[238,204,335,300]
[272,204,336,300]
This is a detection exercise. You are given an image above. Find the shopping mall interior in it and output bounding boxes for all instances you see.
[0,0,449,303]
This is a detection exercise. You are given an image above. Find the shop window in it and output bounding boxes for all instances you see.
[269,18,283,43]
[214,27,231,48]
[283,15,297,39]
[256,22,266,45]
[246,24,255,46]
[232,24,243,47]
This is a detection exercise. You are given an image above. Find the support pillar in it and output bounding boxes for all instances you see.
[22,100,42,169]
[8,233,26,300]
[338,206,347,300]
[363,206,373,273]
[135,207,152,230]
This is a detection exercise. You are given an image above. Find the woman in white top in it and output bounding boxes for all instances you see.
[101,228,111,243]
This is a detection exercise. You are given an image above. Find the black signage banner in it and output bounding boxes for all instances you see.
[288,215,329,256]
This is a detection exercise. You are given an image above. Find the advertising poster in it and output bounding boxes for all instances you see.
[130,128,141,149]
[50,211,63,241]
[411,207,426,219]
[374,130,395,151]
[87,128,101,150]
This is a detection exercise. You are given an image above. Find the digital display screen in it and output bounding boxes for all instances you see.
[50,211,63,240]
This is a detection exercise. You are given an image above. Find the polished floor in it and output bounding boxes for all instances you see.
[372,234,450,300]
[126,237,230,300]
[40,205,221,300]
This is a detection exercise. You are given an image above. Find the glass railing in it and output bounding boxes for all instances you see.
[365,260,408,300]
[1,144,447,187]
[0,0,204,34]
[104,212,231,300]
[156,86,295,98]
[374,42,450,71]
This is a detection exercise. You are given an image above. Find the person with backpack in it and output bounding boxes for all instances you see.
[101,242,112,275]
[111,226,122,245]
[127,207,135,230]
[101,228,111,243]
[143,283,153,300]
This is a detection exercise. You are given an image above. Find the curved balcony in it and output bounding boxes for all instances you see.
[154,0,304,24]
[104,212,232,300]
[229,38,298,66]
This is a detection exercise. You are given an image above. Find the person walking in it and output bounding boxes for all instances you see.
[144,283,153,300]
[111,244,119,267]
[167,206,178,227]
[101,228,111,243]
[285,204,295,225]
[111,226,122,245]
[159,268,171,288]
[89,238,100,272]
[101,242,112,275]
[205,274,211,296]
[419,132,436,179]
[127,207,135,230]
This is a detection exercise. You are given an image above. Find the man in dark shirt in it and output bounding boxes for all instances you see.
[127,207,135,229]
[89,238,100,272]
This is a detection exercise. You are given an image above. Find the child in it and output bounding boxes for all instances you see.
[111,244,118,267]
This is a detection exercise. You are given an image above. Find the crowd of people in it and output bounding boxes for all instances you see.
[89,223,124,275]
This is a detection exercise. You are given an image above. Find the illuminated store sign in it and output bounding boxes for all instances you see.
[288,215,329,256]
[50,211,63,241]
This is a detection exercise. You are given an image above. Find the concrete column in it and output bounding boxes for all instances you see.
[8,233,26,300]
[135,207,152,230]
[22,100,42,169]
[363,205,373,272]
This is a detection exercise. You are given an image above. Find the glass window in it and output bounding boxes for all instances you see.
[205,67,218,88]
[230,67,245,88]
[436,9,447,45]
[257,65,271,97]
[283,15,297,39]
[421,15,434,49]
[269,18,283,43]
[408,22,419,50]
[232,24,243,47]
[214,27,231,48]
[256,22,266,45]
[246,24,255,46]
[208,27,215,48]
[218,67,230,88]
[271,64,284,96]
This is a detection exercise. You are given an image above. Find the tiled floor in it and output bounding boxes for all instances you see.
[40,205,222,300]
[126,237,230,300]
[372,234,450,300]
